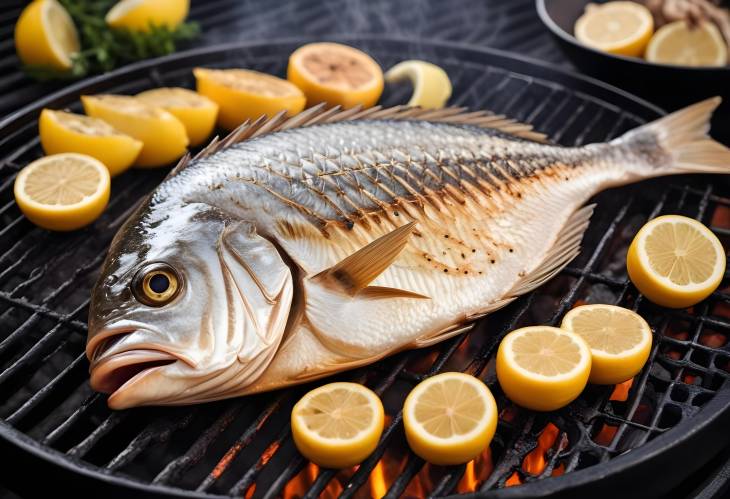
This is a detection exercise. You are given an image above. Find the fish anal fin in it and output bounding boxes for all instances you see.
[508,204,595,297]
[313,221,417,295]
[412,323,474,348]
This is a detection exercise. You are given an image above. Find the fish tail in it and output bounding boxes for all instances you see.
[615,97,730,175]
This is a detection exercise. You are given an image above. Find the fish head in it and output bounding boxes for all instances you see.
[87,201,293,409]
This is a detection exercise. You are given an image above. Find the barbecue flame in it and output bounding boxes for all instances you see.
[610,379,633,402]
[593,423,618,447]
[522,423,560,475]
[370,460,387,498]
[456,447,493,493]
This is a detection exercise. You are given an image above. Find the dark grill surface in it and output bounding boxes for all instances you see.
[0,38,729,499]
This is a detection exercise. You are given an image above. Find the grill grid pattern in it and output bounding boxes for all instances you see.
[0,38,728,498]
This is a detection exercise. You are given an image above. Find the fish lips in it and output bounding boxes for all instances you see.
[88,325,193,408]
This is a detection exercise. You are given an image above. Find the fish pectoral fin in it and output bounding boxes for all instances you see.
[357,286,430,300]
[312,221,417,296]
[508,204,595,297]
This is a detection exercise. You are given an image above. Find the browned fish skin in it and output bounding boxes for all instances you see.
[87,100,730,408]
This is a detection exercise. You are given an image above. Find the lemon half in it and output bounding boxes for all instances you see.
[291,382,384,468]
[106,0,189,32]
[15,0,80,70]
[574,1,654,57]
[497,326,591,411]
[137,87,219,146]
[646,21,728,67]
[403,372,498,466]
[82,94,189,168]
[39,109,143,176]
[627,215,726,308]
[561,304,652,384]
[14,153,110,231]
[194,67,306,131]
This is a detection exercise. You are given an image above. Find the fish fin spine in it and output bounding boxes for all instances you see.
[313,221,417,295]
[618,97,730,174]
[507,204,595,297]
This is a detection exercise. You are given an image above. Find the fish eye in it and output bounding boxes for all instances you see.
[132,263,182,307]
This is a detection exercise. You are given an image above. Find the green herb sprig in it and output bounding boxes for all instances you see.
[23,0,200,81]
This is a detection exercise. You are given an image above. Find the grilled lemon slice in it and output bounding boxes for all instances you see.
[403,372,498,466]
[82,94,189,168]
[136,87,218,146]
[497,326,591,411]
[646,21,728,67]
[105,0,189,32]
[291,382,384,468]
[627,215,725,308]
[14,153,110,231]
[574,1,654,57]
[194,68,306,131]
[288,42,384,109]
[39,109,142,176]
[14,0,80,70]
[561,304,652,384]
[384,60,452,109]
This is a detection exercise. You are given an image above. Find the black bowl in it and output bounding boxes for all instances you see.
[536,0,730,109]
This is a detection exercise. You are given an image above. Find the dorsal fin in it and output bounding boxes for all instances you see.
[166,102,548,177]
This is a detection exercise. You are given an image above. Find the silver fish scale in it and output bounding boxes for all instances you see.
[158,120,580,226]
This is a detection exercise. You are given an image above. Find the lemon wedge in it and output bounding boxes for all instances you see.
[497,326,591,411]
[288,42,384,109]
[384,60,452,109]
[646,21,728,67]
[39,109,142,176]
[403,372,497,465]
[14,153,110,231]
[574,1,654,57]
[14,0,80,70]
[291,382,384,468]
[105,0,189,32]
[136,87,219,147]
[194,68,306,131]
[561,304,652,384]
[627,215,725,308]
[82,95,189,168]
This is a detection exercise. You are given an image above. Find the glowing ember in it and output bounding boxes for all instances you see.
[610,379,633,401]
[505,471,523,486]
[552,463,566,476]
[700,331,727,348]
[710,204,730,228]
[522,423,560,475]
[405,464,433,497]
[593,423,618,446]
[500,405,519,423]
[245,484,255,499]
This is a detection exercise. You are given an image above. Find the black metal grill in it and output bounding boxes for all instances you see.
[0,38,729,499]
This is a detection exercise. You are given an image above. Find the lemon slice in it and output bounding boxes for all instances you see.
[14,153,110,231]
[39,109,142,176]
[106,0,189,32]
[627,215,726,308]
[194,68,306,131]
[646,21,728,67]
[82,95,189,168]
[287,42,384,109]
[561,305,652,384]
[14,0,80,70]
[402,372,497,466]
[574,1,654,57]
[291,382,384,468]
[496,326,591,412]
[384,60,452,109]
[136,87,219,147]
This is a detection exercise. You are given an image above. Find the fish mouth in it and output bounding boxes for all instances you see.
[89,348,177,394]
[88,326,184,395]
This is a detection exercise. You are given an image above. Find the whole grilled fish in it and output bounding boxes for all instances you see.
[87,98,729,409]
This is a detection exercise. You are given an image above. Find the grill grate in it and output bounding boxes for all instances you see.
[0,38,729,498]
